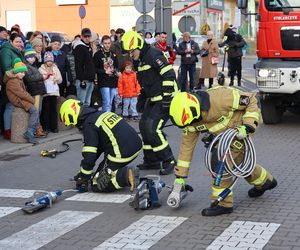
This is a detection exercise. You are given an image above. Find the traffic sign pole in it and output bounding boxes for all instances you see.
[134,0,155,35]
[79,5,86,31]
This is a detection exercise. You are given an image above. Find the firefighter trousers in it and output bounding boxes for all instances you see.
[211,140,274,208]
[91,157,133,193]
[139,101,174,164]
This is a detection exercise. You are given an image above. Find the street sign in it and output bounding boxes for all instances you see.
[136,14,156,34]
[172,1,200,16]
[206,0,224,11]
[134,0,155,14]
[79,5,86,19]
[178,15,196,33]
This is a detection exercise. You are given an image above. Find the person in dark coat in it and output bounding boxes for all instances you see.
[176,32,200,92]
[220,26,246,86]
[23,44,47,137]
[73,28,95,106]
[93,35,119,112]
[50,35,73,97]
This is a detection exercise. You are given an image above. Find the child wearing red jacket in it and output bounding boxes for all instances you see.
[118,61,141,120]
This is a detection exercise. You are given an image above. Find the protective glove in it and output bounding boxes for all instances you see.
[137,93,146,113]
[73,172,89,192]
[236,125,248,140]
[94,167,112,192]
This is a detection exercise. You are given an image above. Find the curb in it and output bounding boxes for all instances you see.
[0,129,79,155]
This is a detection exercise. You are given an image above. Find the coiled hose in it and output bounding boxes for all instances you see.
[204,128,257,206]
[205,128,256,180]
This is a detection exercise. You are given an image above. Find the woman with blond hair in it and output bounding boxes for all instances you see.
[198,30,219,89]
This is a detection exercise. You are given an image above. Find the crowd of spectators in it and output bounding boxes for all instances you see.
[0,24,238,144]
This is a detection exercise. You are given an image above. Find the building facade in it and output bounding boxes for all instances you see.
[0,0,257,40]
[0,0,110,38]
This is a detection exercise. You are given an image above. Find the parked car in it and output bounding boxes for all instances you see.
[42,31,72,45]
[176,35,208,49]
[176,34,225,54]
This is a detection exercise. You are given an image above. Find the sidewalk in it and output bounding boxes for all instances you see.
[0,128,79,155]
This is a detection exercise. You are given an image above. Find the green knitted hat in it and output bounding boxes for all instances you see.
[13,58,27,74]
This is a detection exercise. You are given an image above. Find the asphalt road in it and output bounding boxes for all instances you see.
[0,57,299,249]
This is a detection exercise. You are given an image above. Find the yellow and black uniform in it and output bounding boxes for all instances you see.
[171,86,276,215]
[137,44,179,173]
[78,108,142,192]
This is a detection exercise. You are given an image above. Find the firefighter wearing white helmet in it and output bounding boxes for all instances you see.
[121,31,179,175]
[168,87,277,216]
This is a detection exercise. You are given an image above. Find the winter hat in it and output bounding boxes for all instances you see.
[50,35,62,43]
[13,58,27,74]
[44,51,54,63]
[31,37,43,47]
[24,44,36,58]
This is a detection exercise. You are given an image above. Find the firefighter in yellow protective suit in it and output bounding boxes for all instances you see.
[168,87,277,216]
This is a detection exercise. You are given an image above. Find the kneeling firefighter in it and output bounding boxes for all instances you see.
[168,87,277,216]
[60,99,142,192]
[121,31,179,175]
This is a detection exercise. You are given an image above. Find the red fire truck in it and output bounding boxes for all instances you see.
[238,0,300,124]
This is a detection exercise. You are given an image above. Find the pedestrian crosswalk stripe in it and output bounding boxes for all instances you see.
[206,220,280,249]
[0,207,20,218]
[0,210,101,250]
[93,215,187,249]
[66,192,131,203]
[0,189,37,198]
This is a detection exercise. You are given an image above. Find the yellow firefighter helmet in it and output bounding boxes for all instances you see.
[169,92,201,127]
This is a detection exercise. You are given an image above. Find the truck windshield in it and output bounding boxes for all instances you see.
[265,0,300,11]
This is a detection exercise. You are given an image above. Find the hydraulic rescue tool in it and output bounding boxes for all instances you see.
[205,128,256,207]
[129,175,166,210]
[167,181,193,208]
[22,190,63,214]
[22,188,83,214]
[40,138,82,158]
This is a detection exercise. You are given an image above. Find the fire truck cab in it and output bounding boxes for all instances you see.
[238,0,300,124]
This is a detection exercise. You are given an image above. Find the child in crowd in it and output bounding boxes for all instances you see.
[39,51,62,133]
[118,61,140,121]
[5,58,39,144]
[23,44,47,137]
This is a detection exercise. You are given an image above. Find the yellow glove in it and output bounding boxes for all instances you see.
[236,125,248,140]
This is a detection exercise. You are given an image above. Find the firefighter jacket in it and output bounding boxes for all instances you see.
[176,86,261,178]
[137,44,179,108]
[78,108,143,177]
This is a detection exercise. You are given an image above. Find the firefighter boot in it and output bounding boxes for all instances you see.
[74,172,89,192]
[202,205,233,216]
[160,158,176,175]
[248,178,277,198]
[137,162,161,170]
[127,166,140,192]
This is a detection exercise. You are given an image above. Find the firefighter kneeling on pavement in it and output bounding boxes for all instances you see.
[169,87,277,216]
[60,99,142,192]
